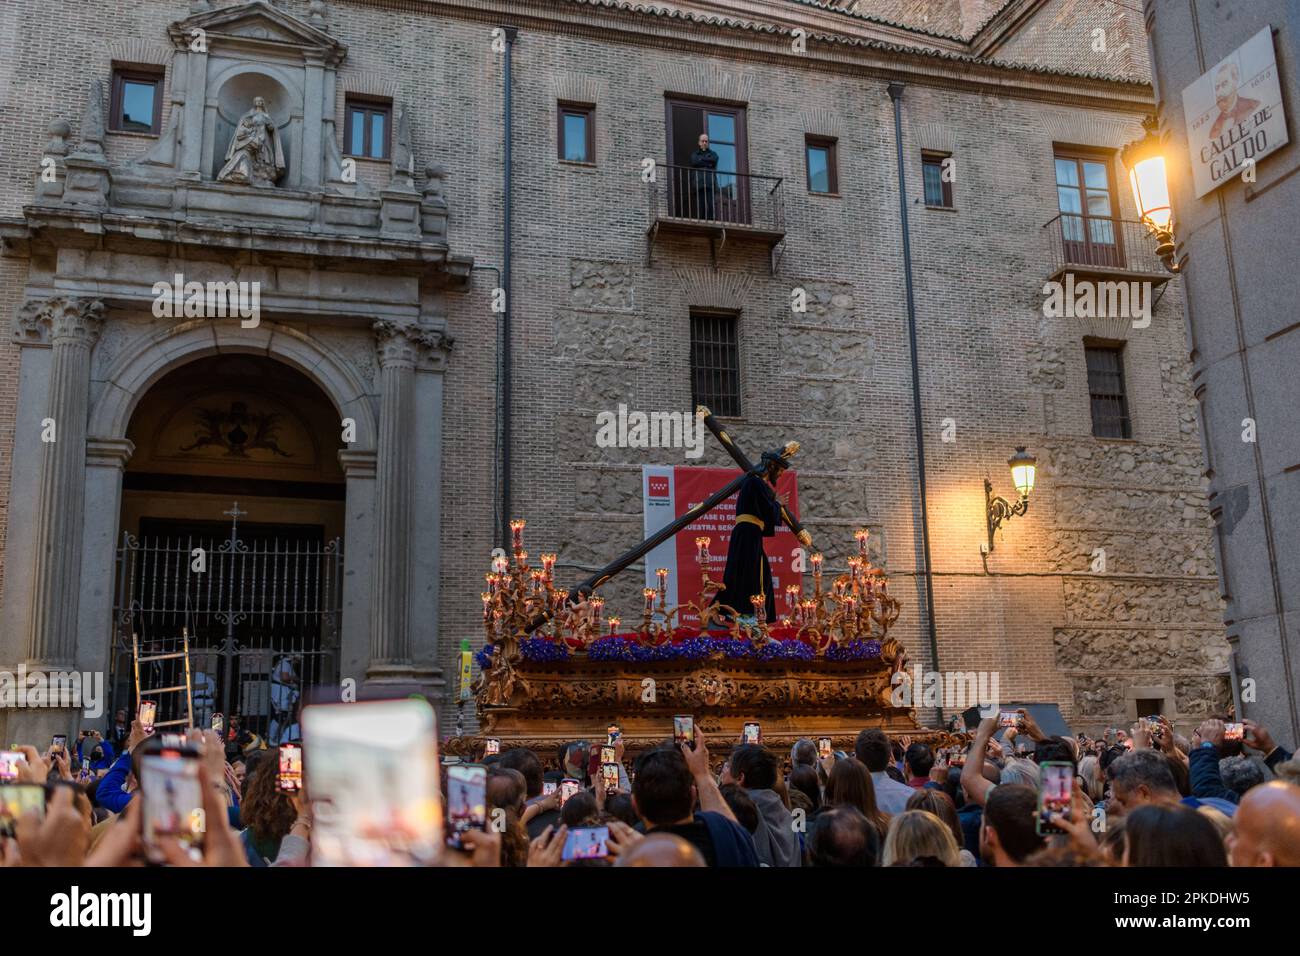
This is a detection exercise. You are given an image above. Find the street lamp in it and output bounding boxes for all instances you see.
[1121,115,1182,273]
[983,447,1037,554]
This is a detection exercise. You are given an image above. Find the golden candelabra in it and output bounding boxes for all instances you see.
[478,520,901,655]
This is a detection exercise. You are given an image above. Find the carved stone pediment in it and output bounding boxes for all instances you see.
[168,1,346,65]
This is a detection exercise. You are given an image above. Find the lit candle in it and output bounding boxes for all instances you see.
[590,596,605,630]
[515,550,528,569]
[694,536,711,562]
[801,599,816,624]
[486,571,497,595]
[643,588,656,612]
[481,591,492,621]
[530,570,544,593]
[785,584,798,609]
[510,518,526,551]
[492,555,509,575]
[656,567,669,591]
[855,527,869,556]
[844,596,856,614]
[540,552,557,581]
[811,552,823,583]
[750,593,765,616]
[608,616,621,636]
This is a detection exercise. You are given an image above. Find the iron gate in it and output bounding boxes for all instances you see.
[108,504,343,744]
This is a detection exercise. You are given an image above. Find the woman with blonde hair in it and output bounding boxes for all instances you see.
[882,809,961,867]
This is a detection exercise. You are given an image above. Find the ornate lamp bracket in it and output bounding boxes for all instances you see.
[984,479,1029,554]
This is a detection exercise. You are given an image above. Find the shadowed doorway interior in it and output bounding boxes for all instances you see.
[108,355,346,743]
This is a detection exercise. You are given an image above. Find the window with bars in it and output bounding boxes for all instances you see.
[1085,344,1132,438]
[690,312,741,417]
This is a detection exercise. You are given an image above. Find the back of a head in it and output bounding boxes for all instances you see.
[617,832,706,868]
[561,790,599,828]
[883,810,960,867]
[496,747,543,798]
[906,788,963,848]
[1124,804,1227,866]
[808,805,880,867]
[1219,755,1268,796]
[719,782,760,833]
[1000,757,1041,789]
[825,756,872,814]
[984,784,1044,863]
[788,764,821,812]
[604,792,639,827]
[1033,736,1077,771]
[487,766,526,815]
[632,746,695,826]
[854,728,891,773]
[791,738,818,768]
[904,742,934,778]
[729,744,778,790]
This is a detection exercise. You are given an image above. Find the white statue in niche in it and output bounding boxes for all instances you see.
[217,97,285,187]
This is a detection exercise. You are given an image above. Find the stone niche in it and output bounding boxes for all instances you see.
[96,1,448,246]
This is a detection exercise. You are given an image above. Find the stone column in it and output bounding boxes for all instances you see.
[363,320,451,698]
[364,320,420,693]
[26,296,104,669]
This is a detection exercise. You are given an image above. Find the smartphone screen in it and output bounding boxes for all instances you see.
[559,777,581,805]
[278,744,303,792]
[542,780,558,797]
[51,734,67,755]
[140,746,205,863]
[446,764,487,850]
[1224,722,1244,742]
[949,750,966,767]
[0,784,45,837]
[139,700,158,734]
[673,715,695,750]
[998,711,1022,729]
[561,825,610,861]
[817,737,832,759]
[600,745,616,764]
[302,698,442,867]
[743,722,761,745]
[211,713,225,735]
[606,724,621,745]
[600,762,620,793]
[1037,761,1072,836]
[484,738,501,756]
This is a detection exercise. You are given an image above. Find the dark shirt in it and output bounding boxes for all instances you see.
[658,819,718,866]
[690,147,719,171]
[526,807,562,839]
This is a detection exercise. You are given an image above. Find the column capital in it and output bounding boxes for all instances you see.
[373,319,453,371]
[338,448,377,478]
[86,437,136,470]
[13,295,105,348]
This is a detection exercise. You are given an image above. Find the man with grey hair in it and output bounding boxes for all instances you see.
[790,738,818,769]
[1109,749,1181,815]
[1219,755,1269,796]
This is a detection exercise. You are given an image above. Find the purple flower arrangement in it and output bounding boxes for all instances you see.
[825,639,883,661]
[478,635,882,665]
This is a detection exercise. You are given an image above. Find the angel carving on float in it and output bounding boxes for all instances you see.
[217,97,285,187]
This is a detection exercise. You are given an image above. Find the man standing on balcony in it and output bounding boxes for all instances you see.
[690,132,720,221]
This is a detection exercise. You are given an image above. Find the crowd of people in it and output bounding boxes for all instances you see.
[2,706,1299,867]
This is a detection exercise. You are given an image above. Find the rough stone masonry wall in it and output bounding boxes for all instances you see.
[0,0,1228,736]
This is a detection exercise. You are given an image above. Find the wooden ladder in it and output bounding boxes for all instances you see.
[132,627,195,730]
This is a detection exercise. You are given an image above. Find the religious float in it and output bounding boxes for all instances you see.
[445,410,964,767]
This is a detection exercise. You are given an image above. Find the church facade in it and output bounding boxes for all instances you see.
[0,0,1231,743]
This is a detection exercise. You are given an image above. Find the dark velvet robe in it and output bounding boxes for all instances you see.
[713,473,781,622]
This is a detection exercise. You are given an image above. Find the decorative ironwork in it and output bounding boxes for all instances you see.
[984,478,1030,555]
[109,503,342,742]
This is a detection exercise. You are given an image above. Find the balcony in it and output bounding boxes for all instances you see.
[646,162,786,274]
[1043,213,1172,289]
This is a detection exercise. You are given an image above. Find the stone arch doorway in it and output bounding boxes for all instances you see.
[105,352,351,742]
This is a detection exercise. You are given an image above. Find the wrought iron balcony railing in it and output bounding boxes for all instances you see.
[647,162,785,271]
[1042,213,1170,282]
